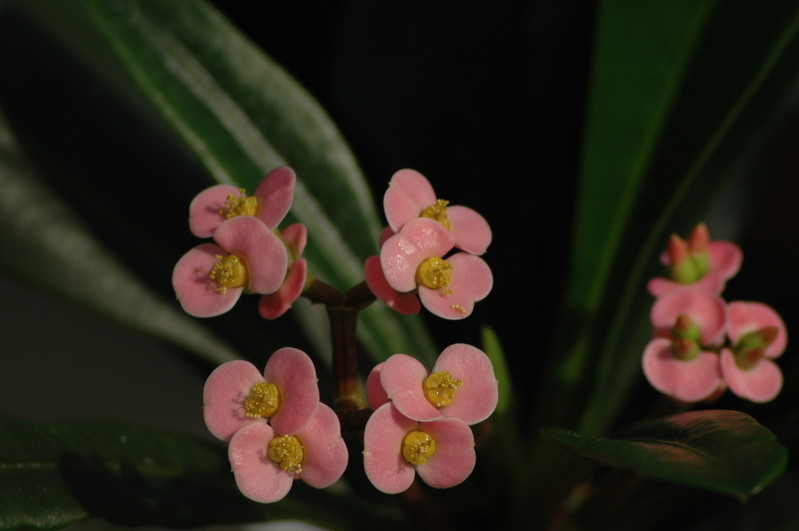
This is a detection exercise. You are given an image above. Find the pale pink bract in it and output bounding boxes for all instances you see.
[383,168,492,255]
[642,337,724,403]
[202,347,320,441]
[650,287,728,348]
[259,223,309,320]
[188,166,296,237]
[363,402,476,494]
[228,403,348,503]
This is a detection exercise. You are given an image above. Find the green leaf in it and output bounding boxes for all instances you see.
[545,0,799,433]
[543,410,788,500]
[0,416,402,530]
[8,0,436,364]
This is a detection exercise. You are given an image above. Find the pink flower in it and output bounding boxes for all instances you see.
[173,216,288,317]
[188,166,296,238]
[371,343,499,425]
[647,223,742,297]
[650,287,728,348]
[720,301,788,403]
[203,347,320,441]
[383,169,492,255]
[371,218,493,319]
[259,223,309,319]
[228,403,348,503]
[363,402,476,494]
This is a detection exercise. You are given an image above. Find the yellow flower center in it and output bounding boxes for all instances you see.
[219,188,259,218]
[268,434,304,474]
[416,256,452,292]
[242,382,281,419]
[402,430,436,466]
[423,371,463,408]
[421,199,452,230]
[208,254,248,293]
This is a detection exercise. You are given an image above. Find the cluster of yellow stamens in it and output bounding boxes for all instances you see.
[421,199,452,230]
[242,382,281,419]
[208,254,248,293]
[268,435,304,474]
[402,430,436,466]
[423,371,463,408]
[219,188,259,218]
[416,256,453,293]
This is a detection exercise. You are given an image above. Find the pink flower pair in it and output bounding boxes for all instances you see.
[172,167,308,319]
[642,225,788,403]
[362,344,498,493]
[365,169,493,319]
[203,348,348,503]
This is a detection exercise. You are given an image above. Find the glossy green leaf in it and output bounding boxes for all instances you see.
[543,410,788,500]
[0,415,402,530]
[8,0,436,364]
[545,0,799,433]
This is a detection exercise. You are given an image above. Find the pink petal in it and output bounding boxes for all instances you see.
[433,344,498,425]
[707,240,743,280]
[264,347,320,434]
[447,205,492,255]
[188,184,241,238]
[213,216,288,295]
[365,362,389,410]
[641,338,723,403]
[364,256,421,315]
[172,243,242,317]
[203,360,265,441]
[363,403,418,494]
[254,166,296,230]
[415,418,476,489]
[295,403,348,488]
[258,258,308,320]
[720,348,783,403]
[379,218,455,292]
[418,253,492,320]
[650,288,727,347]
[228,422,294,503]
[280,223,308,257]
[381,353,442,422]
[727,301,788,359]
[384,169,437,232]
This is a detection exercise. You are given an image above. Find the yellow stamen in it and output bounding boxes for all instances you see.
[402,430,436,466]
[208,254,247,293]
[242,382,281,419]
[416,256,453,292]
[219,188,259,218]
[423,371,463,408]
[421,199,452,230]
[268,434,304,474]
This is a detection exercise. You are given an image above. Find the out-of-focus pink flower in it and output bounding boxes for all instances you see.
[363,402,475,494]
[647,223,742,297]
[374,218,493,319]
[173,216,288,317]
[376,343,498,425]
[203,347,320,441]
[642,337,724,403]
[228,403,348,503]
[650,287,728,348]
[259,223,309,319]
[383,169,492,255]
[189,166,296,238]
[720,301,788,403]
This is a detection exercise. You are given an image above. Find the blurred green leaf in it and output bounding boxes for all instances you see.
[0,415,399,530]
[543,409,788,500]
[545,0,799,433]
[8,0,436,364]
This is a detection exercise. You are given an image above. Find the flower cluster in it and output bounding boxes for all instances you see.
[363,343,498,493]
[642,223,788,403]
[203,348,348,503]
[172,167,307,319]
[364,169,493,319]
